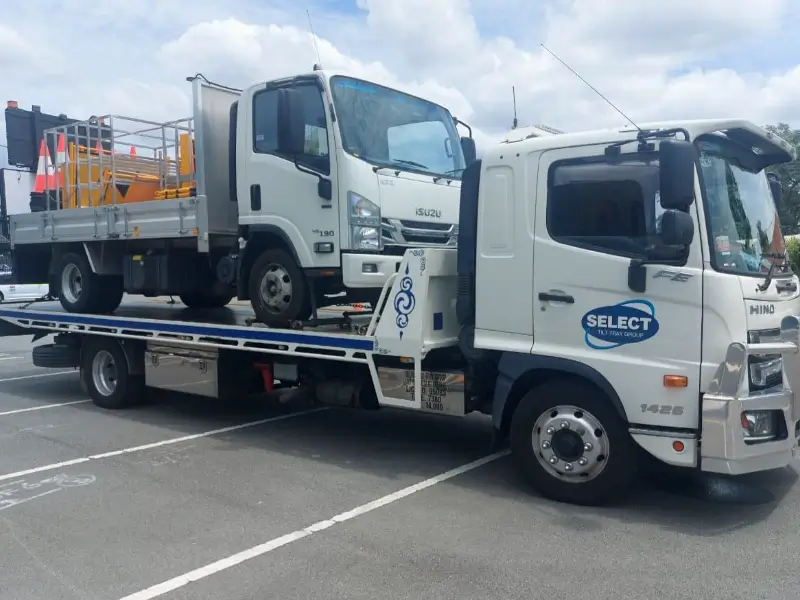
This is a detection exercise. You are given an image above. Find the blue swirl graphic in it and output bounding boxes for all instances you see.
[394,275,415,330]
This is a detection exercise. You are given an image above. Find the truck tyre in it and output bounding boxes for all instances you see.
[509,379,637,506]
[56,252,100,313]
[249,248,311,326]
[94,276,125,314]
[32,343,80,369]
[80,337,143,409]
[179,292,233,309]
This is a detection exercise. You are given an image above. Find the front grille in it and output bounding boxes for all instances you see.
[398,220,452,232]
[748,328,783,391]
[381,218,457,247]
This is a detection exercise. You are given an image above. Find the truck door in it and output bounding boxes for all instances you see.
[240,78,340,269]
[531,146,704,431]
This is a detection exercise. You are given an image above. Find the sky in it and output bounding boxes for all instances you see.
[2,0,800,166]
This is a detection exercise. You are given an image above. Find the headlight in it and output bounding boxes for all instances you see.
[747,329,783,390]
[351,227,380,251]
[348,192,382,251]
[740,410,780,442]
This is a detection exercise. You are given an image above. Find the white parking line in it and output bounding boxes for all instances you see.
[118,449,510,600]
[0,371,76,383]
[0,400,91,417]
[0,406,328,483]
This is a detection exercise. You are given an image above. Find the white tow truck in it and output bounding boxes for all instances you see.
[7,69,475,327]
[2,117,798,506]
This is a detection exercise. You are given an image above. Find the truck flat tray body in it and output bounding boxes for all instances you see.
[0,248,462,415]
[8,78,239,253]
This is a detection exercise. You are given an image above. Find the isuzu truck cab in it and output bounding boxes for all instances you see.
[8,69,475,326]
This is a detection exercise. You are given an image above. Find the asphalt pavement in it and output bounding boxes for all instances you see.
[0,335,798,600]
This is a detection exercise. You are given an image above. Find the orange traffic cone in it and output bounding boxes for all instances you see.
[32,139,55,193]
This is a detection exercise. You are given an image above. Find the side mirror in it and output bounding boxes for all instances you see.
[769,177,783,210]
[659,139,697,209]
[276,88,306,156]
[659,209,694,247]
[460,137,477,165]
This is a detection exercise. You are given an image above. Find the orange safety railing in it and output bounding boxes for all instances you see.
[41,114,196,210]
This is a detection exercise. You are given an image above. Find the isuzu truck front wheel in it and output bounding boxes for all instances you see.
[510,379,638,506]
[249,249,311,327]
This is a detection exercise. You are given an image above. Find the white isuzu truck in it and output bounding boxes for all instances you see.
[7,69,475,326]
[1,117,797,506]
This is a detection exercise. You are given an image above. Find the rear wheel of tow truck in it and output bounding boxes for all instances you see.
[80,338,144,410]
[249,248,311,327]
[178,291,234,309]
[510,380,638,506]
[56,252,100,313]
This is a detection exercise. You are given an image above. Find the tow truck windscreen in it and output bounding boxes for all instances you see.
[330,76,466,179]
[697,135,786,275]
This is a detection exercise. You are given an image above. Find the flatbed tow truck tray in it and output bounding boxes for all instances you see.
[0,300,376,359]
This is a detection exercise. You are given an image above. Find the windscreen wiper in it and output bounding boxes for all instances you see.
[757,252,789,292]
[392,158,429,169]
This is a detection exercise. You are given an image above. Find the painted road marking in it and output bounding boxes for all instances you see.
[0,400,91,417]
[0,407,328,483]
[0,371,76,383]
[117,449,511,600]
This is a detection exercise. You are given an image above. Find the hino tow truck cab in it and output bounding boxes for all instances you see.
[2,117,798,506]
[7,69,475,327]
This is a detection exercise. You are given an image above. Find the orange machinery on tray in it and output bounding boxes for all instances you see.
[42,115,196,209]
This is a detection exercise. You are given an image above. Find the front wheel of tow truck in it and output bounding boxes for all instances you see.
[80,338,144,410]
[509,380,638,506]
[249,248,311,327]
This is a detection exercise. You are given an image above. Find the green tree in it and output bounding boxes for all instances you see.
[764,123,800,234]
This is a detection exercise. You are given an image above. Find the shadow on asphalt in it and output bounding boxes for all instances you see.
[2,375,797,537]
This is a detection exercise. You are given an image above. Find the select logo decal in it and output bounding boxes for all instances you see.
[581,299,659,350]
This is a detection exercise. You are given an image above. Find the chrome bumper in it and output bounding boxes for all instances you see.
[701,315,800,475]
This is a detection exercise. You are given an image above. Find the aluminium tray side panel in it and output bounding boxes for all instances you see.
[9,197,201,246]
[192,79,240,246]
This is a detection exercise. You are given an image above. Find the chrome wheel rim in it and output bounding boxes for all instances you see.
[61,263,83,305]
[91,350,118,397]
[532,405,610,483]
[259,263,293,314]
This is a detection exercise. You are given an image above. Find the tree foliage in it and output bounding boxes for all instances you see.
[764,123,800,235]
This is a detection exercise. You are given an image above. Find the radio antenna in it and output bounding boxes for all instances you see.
[512,86,518,130]
[306,10,323,69]
[540,43,641,132]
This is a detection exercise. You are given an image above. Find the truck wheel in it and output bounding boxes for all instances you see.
[56,252,100,313]
[509,380,638,506]
[94,276,125,314]
[179,292,233,309]
[32,343,80,369]
[249,249,311,326]
[80,338,143,409]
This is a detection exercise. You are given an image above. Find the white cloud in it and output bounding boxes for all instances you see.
[2,0,799,162]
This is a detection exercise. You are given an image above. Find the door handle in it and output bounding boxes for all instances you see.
[250,184,261,211]
[538,292,574,304]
